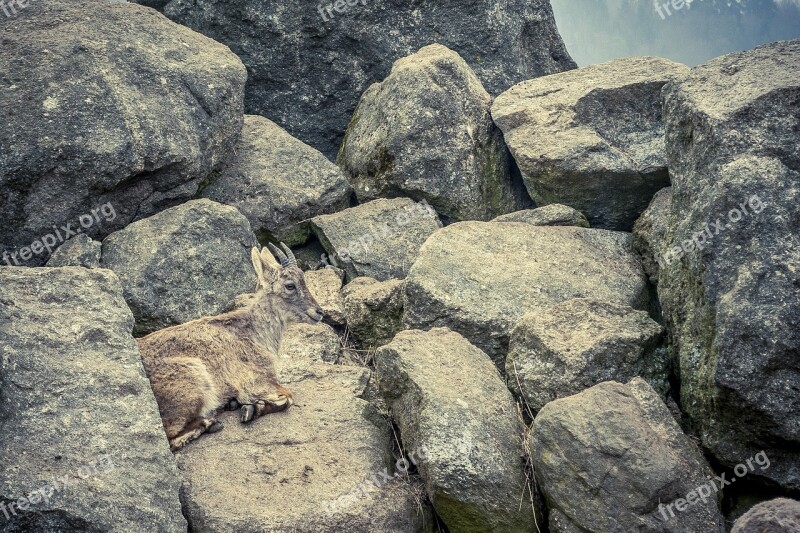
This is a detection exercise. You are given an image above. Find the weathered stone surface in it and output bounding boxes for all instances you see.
[632,186,672,284]
[153,0,575,159]
[376,328,537,533]
[532,378,724,533]
[0,0,246,265]
[338,44,529,222]
[507,298,667,413]
[200,115,352,246]
[404,222,649,366]
[101,199,258,336]
[176,360,430,532]
[0,267,186,532]
[304,267,346,326]
[310,198,442,282]
[492,56,689,230]
[46,235,101,268]
[492,204,589,227]
[342,277,405,350]
[731,498,800,533]
[278,323,342,383]
[659,40,800,491]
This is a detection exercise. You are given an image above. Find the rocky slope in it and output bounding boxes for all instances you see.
[1,1,798,531]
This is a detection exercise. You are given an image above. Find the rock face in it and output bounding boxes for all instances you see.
[310,198,442,282]
[154,0,575,159]
[492,204,589,227]
[101,199,258,336]
[0,267,186,532]
[731,498,800,533]
[532,378,724,533]
[506,298,667,413]
[342,277,405,350]
[46,235,102,268]
[304,268,347,327]
[338,44,529,222]
[376,328,536,533]
[278,323,343,382]
[0,0,246,265]
[200,115,352,246]
[404,222,649,366]
[176,360,430,531]
[492,56,689,230]
[632,187,672,284]
[658,40,800,491]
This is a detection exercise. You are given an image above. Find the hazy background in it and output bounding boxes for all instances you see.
[550,0,800,66]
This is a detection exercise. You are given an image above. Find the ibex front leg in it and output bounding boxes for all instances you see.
[236,371,294,423]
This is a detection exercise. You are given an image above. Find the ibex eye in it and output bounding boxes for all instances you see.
[285,283,296,291]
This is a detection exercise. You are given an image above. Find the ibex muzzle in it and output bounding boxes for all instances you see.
[137,242,322,451]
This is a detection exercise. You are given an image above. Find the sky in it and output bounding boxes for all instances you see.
[550,0,800,66]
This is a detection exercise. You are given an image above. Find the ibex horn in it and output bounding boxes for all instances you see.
[280,242,297,267]
[267,242,290,268]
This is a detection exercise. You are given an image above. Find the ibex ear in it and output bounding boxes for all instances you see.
[260,247,281,271]
[251,247,267,286]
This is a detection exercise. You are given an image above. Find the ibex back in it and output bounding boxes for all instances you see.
[137,243,323,451]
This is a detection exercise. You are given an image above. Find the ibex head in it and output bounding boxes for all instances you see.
[251,243,324,324]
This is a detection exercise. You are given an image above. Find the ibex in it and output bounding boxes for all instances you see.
[137,243,323,451]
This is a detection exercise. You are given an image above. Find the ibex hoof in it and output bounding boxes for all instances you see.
[240,404,256,423]
[207,421,224,433]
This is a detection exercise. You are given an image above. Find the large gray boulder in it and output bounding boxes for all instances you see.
[492,204,589,227]
[632,186,672,284]
[152,0,575,159]
[376,328,538,533]
[200,115,352,246]
[404,222,650,366]
[658,40,800,491]
[338,44,529,222]
[532,378,725,533]
[507,298,667,413]
[342,277,405,350]
[310,198,442,282]
[0,267,186,532]
[0,0,246,265]
[731,498,800,533]
[304,267,347,327]
[176,359,430,531]
[101,199,258,336]
[492,56,689,230]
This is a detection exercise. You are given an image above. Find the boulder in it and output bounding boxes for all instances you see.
[376,328,537,532]
[153,0,575,159]
[0,267,186,532]
[342,277,405,350]
[200,115,352,246]
[176,360,430,532]
[46,235,101,268]
[492,204,589,227]
[310,198,442,282]
[632,186,672,284]
[404,222,650,366]
[731,498,800,533]
[278,323,342,383]
[492,56,689,230]
[531,378,725,532]
[100,199,258,336]
[304,268,346,327]
[0,0,246,265]
[338,44,529,221]
[658,40,800,491]
[506,298,668,413]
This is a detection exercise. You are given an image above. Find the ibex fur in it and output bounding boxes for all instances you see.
[137,243,323,451]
